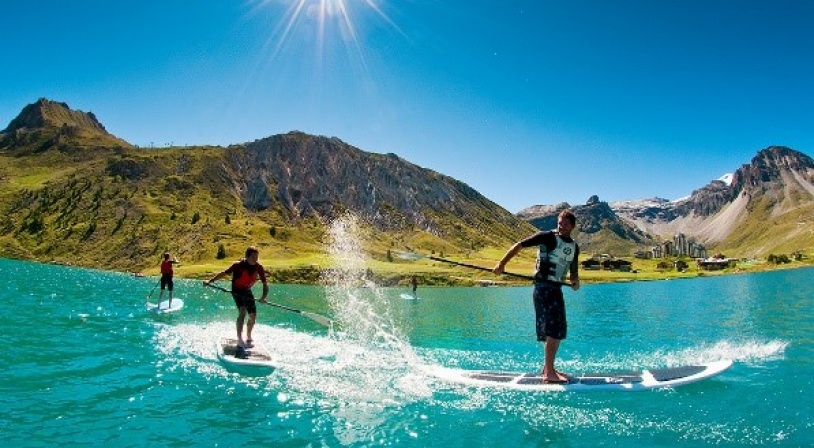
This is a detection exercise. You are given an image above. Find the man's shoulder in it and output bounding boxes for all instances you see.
[521,230,555,246]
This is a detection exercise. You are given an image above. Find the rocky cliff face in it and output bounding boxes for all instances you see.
[220,132,535,243]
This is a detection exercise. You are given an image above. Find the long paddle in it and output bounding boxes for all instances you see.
[146,280,160,301]
[395,250,535,280]
[204,282,333,327]
[396,251,572,286]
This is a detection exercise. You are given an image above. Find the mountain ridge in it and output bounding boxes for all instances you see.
[1,98,811,273]
[0,99,535,276]
[520,146,814,257]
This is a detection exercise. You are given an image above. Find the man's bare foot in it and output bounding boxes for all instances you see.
[541,370,569,383]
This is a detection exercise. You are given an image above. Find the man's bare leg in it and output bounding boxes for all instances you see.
[541,337,567,382]
[236,307,247,346]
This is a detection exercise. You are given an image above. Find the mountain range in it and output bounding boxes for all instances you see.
[519,146,814,257]
[0,99,534,273]
[1,98,812,275]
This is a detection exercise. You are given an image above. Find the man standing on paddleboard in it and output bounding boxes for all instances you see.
[204,246,269,349]
[494,209,580,383]
[157,252,180,307]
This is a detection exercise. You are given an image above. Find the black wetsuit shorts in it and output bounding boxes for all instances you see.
[533,282,567,341]
[232,288,257,314]
[160,273,173,291]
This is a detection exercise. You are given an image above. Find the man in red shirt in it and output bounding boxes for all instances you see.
[204,246,269,349]
[157,252,180,307]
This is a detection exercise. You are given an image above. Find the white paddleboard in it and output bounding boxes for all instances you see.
[217,337,276,368]
[400,293,419,300]
[146,299,184,314]
[430,359,733,392]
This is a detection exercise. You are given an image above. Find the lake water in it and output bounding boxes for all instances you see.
[0,255,811,447]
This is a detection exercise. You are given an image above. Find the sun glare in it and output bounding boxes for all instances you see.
[249,0,401,66]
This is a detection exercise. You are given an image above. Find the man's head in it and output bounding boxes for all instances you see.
[557,210,577,238]
[163,252,170,260]
[245,246,259,264]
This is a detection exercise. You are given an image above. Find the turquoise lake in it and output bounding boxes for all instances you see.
[1,256,811,447]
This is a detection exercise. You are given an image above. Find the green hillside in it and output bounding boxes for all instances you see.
[0,98,538,285]
[3,100,811,286]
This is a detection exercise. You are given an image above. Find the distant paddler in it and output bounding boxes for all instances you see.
[204,246,269,350]
[156,252,180,307]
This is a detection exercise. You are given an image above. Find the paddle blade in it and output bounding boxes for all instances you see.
[302,311,334,328]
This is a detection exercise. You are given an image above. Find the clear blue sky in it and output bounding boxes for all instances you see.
[2,1,813,212]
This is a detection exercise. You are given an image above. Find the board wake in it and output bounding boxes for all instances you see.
[400,293,419,300]
[217,337,276,369]
[430,359,732,392]
[146,299,184,314]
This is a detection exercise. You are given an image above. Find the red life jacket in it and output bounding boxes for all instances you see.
[230,260,264,290]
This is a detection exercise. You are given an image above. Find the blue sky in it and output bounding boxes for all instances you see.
[2,1,813,212]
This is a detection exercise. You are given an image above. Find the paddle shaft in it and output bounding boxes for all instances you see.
[204,282,332,326]
[425,255,535,281]
[425,254,571,286]
[146,281,160,300]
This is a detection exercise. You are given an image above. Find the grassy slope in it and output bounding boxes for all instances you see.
[2,144,812,286]
[0,146,526,284]
[715,196,814,258]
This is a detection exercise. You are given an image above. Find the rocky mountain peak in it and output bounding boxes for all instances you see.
[730,146,814,193]
[222,132,533,245]
[2,98,108,134]
[1,98,129,151]
[586,195,601,206]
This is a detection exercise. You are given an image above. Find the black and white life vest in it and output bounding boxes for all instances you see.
[536,234,576,283]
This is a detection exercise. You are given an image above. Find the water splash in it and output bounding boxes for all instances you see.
[321,214,417,361]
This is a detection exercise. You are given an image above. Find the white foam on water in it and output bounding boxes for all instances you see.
[153,321,789,445]
[418,338,787,374]
[157,215,437,444]
[150,214,794,445]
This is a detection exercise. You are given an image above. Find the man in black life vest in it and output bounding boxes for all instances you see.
[204,246,269,349]
[494,209,580,383]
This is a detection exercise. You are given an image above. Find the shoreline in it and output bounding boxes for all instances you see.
[24,256,814,288]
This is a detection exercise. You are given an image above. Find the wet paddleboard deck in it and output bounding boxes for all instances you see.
[217,337,276,368]
[432,359,733,391]
[145,299,184,314]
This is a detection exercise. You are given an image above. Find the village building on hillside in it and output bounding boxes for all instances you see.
[581,257,633,272]
[697,256,736,270]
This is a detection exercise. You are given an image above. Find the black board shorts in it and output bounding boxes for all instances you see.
[160,273,173,291]
[533,282,567,341]
[232,288,257,314]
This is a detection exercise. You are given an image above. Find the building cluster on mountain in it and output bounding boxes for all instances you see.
[583,233,738,273]
[634,233,708,260]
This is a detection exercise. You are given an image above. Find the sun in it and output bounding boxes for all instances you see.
[249,0,401,66]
